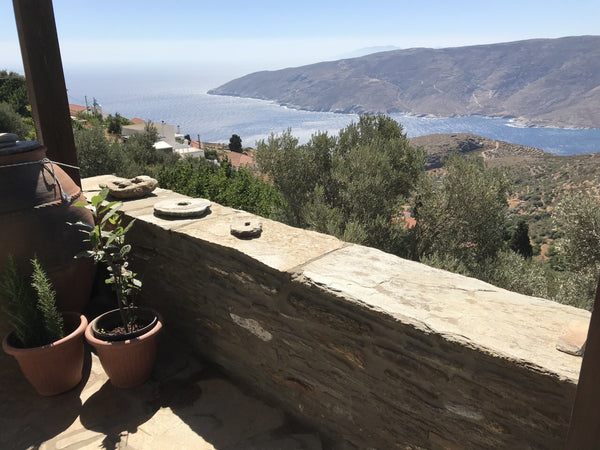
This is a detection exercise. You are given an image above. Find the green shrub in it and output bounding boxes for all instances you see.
[547,266,598,310]
[0,102,34,139]
[482,251,548,299]
[204,149,218,160]
[157,158,285,219]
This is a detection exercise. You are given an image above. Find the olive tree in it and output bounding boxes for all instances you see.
[74,126,120,177]
[411,153,510,273]
[552,192,600,271]
[255,129,335,226]
[256,115,425,254]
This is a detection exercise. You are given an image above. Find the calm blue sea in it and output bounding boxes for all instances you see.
[64,67,600,156]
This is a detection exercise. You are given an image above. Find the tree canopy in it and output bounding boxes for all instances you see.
[411,153,510,271]
[0,102,34,139]
[0,70,30,118]
[256,115,426,253]
[552,192,600,271]
[229,134,243,152]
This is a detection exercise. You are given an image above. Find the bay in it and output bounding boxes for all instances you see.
[64,67,600,156]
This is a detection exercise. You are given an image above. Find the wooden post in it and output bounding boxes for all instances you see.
[566,276,600,448]
[12,0,80,185]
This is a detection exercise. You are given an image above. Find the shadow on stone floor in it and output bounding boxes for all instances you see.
[0,331,323,450]
[0,349,92,449]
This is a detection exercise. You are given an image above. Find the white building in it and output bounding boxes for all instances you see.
[122,121,176,144]
[122,121,204,158]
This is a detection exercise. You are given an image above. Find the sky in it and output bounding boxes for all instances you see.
[1,0,599,81]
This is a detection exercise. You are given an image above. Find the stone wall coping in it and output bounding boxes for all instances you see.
[83,175,588,382]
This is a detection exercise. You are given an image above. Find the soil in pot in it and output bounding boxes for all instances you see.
[91,307,158,341]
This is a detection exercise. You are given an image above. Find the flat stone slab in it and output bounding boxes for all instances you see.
[177,210,346,272]
[298,244,590,382]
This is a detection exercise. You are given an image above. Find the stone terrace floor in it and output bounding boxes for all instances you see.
[0,332,324,450]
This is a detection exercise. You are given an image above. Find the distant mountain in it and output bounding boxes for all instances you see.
[338,46,401,59]
[209,36,600,128]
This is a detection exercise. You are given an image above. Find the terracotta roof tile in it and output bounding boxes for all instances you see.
[69,104,87,115]
[221,151,256,169]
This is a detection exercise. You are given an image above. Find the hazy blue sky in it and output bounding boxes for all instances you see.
[1,0,598,76]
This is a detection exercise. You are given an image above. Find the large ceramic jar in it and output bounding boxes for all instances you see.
[0,134,95,313]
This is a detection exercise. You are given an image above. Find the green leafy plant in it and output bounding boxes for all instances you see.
[74,187,141,333]
[0,256,65,348]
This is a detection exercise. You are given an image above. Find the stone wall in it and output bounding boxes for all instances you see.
[83,176,588,449]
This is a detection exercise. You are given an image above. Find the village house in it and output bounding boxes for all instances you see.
[121,120,203,158]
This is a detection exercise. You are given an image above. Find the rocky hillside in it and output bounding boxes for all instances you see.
[409,132,600,257]
[409,133,546,170]
[209,36,600,128]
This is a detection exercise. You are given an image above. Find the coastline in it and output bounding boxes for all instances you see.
[505,117,591,131]
[206,91,596,132]
[89,88,600,155]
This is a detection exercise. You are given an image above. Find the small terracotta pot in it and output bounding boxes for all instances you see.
[2,312,88,396]
[85,308,162,388]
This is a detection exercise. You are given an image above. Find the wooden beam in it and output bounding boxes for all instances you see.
[566,276,600,449]
[12,0,80,185]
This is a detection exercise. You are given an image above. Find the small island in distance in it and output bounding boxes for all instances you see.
[209,35,600,129]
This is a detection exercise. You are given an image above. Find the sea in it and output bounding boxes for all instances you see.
[63,67,600,156]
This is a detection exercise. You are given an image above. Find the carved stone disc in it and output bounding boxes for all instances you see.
[154,198,211,218]
[230,219,263,238]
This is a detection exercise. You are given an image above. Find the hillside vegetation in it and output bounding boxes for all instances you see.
[3,70,599,310]
[410,132,600,261]
[209,35,600,128]
[252,120,600,311]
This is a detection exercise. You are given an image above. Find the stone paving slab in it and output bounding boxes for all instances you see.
[0,332,323,450]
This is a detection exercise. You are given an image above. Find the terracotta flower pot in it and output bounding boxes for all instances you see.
[85,308,162,388]
[2,312,88,396]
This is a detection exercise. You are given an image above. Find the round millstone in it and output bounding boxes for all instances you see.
[100,175,158,199]
[230,219,263,238]
[154,198,211,218]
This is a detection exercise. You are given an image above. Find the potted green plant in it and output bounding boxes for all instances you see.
[1,256,88,396]
[74,187,162,388]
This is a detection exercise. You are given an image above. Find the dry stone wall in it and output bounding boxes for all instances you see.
[83,176,588,449]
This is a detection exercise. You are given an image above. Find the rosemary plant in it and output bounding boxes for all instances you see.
[0,256,65,348]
